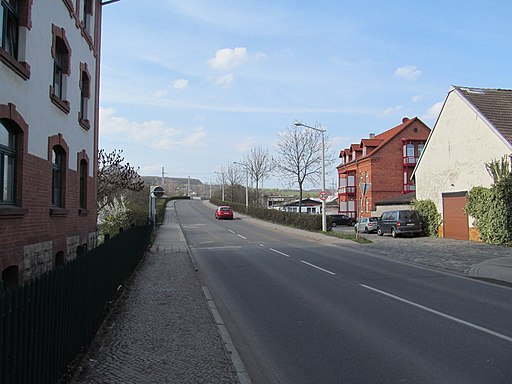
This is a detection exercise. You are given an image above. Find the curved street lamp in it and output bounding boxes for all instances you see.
[294,121,327,232]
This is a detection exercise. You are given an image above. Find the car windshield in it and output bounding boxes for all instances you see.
[369,217,379,222]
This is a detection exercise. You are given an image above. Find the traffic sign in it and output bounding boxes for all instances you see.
[319,191,329,200]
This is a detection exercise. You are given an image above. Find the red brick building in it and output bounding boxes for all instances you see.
[337,117,430,219]
[1,0,103,287]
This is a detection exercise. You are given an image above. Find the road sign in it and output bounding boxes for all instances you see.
[319,191,329,200]
[151,186,165,198]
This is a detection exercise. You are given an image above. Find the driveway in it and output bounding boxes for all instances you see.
[332,226,512,276]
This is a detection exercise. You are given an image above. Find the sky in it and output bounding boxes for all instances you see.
[99,0,512,189]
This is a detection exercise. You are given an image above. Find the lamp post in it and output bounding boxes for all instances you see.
[214,171,225,201]
[294,121,327,232]
[233,161,249,212]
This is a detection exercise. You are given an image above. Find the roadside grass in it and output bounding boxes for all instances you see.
[324,230,373,244]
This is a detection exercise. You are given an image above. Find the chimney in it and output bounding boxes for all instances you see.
[369,133,375,139]
[402,117,410,124]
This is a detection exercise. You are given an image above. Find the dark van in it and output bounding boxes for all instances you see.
[377,210,423,238]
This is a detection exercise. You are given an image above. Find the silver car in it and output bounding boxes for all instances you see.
[354,217,379,233]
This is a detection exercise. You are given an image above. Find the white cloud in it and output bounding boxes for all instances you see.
[423,101,443,121]
[212,74,235,86]
[209,47,248,70]
[173,79,189,89]
[234,136,259,152]
[383,105,403,116]
[207,47,265,71]
[412,95,423,102]
[100,108,206,150]
[393,65,421,81]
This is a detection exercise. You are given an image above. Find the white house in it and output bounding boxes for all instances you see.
[0,0,104,286]
[414,86,512,240]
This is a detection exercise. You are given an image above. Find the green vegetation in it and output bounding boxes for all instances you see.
[411,199,442,237]
[465,156,512,245]
[325,230,372,243]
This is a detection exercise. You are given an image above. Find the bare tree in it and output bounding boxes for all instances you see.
[224,163,245,202]
[97,149,144,213]
[273,124,327,213]
[242,147,272,207]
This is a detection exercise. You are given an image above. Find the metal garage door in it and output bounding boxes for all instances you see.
[442,192,469,240]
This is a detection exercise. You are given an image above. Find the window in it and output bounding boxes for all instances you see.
[362,147,366,156]
[82,0,93,35]
[53,40,65,99]
[51,26,71,113]
[0,120,16,204]
[365,171,369,184]
[79,159,87,209]
[1,0,19,59]
[418,142,425,158]
[52,147,64,207]
[365,197,369,213]
[79,63,90,128]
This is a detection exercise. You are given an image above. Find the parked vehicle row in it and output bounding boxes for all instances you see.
[350,209,424,238]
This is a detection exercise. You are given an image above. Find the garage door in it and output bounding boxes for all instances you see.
[442,193,469,240]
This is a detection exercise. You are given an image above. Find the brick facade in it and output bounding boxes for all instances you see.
[337,117,431,219]
[0,0,102,286]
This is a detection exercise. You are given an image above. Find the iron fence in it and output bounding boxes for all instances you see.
[0,224,152,384]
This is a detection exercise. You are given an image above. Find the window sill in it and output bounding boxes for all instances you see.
[0,47,31,80]
[0,205,28,219]
[50,207,69,217]
[50,90,71,114]
[79,117,90,130]
[79,208,89,216]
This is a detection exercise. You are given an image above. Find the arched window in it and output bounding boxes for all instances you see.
[52,146,65,207]
[51,25,71,113]
[79,158,87,209]
[79,62,90,128]
[0,119,16,204]
[2,265,19,288]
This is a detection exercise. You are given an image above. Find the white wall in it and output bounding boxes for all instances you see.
[415,89,512,215]
[0,0,98,173]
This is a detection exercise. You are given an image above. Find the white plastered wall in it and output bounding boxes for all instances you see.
[415,90,512,217]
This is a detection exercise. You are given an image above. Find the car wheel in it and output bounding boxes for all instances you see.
[364,227,369,233]
[332,222,337,227]
[391,228,397,238]
[377,228,383,236]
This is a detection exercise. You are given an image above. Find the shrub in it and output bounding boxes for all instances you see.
[411,199,442,237]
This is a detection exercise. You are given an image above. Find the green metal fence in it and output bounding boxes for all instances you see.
[0,224,152,384]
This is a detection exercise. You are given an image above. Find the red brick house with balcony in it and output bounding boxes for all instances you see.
[336,117,430,219]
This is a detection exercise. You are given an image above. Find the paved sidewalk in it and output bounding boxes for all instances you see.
[69,202,239,383]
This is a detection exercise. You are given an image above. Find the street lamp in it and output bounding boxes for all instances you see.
[214,171,225,201]
[294,121,327,232]
[233,161,249,211]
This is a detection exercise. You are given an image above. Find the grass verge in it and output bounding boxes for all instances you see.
[324,230,373,244]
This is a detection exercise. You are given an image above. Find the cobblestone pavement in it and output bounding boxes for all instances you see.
[335,226,512,275]
[69,203,239,384]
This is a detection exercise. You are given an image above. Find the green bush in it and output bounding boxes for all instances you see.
[411,199,442,237]
[466,178,512,245]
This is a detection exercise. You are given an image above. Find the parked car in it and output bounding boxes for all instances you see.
[328,214,356,227]
[215,206,234,220]
[354,217,379,233]
[377,210,423,238]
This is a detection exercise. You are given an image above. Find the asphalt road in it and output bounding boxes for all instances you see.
[176,200,512,384]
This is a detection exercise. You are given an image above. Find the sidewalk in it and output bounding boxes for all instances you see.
[69,202,240,383]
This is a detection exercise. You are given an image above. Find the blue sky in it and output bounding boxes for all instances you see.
[99,0,512,189]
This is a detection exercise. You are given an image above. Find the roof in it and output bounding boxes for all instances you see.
[454,86,512,145]
[375,192,416,206]
[337,117,429,167]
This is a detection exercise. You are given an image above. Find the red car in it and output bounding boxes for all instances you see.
[215,206,234,220]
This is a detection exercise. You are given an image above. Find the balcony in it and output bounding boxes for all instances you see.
[338,186,356,195]
[403,156,418,166]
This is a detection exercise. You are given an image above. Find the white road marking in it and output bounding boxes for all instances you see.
[300,260,336,275]
[269,248,291,258]
[193,246,243,250]
[237,234,247,239]
[360,284,512,343]
[228,230,236,234]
